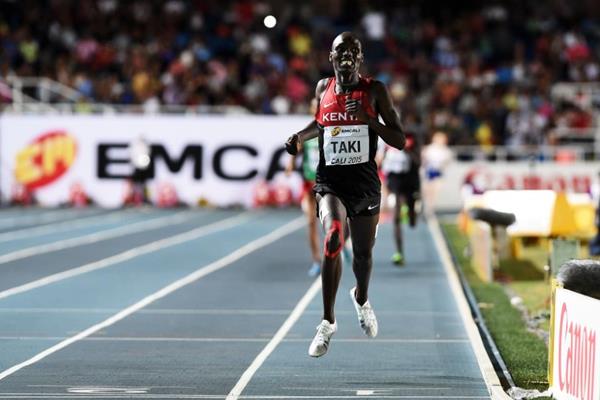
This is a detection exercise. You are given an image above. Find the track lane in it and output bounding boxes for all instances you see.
[0,208,108,233]
[0,210,241,291]
[0,209,181,254]
[0,211,493,400]
[238,220,491,399]
[0,211,303,388]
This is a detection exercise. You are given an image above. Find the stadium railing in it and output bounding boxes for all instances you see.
[1,76,250,115]
[551,81,600,106]
[1,102,251,115]
[451,144,600,162]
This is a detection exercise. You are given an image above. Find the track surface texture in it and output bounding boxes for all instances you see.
[0,207,491,399]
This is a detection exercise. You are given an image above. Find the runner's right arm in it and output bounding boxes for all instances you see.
[285,79,329,155]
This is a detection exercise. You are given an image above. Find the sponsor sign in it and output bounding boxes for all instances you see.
[15,130,77,190]
[0,115,309,207]
[2,115,600,209]
[551,288,600,400]
[439,162,600,210]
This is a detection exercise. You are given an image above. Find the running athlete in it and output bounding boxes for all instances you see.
[421,131,452,215]
[285,136,321,277]
[381,133,421,266]
[285,32,405,357]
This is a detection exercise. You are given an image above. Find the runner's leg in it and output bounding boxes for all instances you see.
[348,214,379,305]
[304,191,321,276]
[406,190,417,227]
[393,195,403,255]
[304,192,320,263]
[317,193,347,324]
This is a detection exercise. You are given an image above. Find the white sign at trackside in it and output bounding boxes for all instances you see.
[0,115,308,207]
[2,115,600,208]
[437,161,600,210]
[551,288,600,400]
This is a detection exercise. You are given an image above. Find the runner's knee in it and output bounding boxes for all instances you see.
[324,219,344,259]
[352,247,372,264]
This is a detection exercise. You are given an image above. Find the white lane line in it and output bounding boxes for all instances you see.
[0,209,92,228]
[0,308,292,315]
[284,338,469,343]
[0,396,490,399]
[0,336,469,343]
[0,216,305,382]
[0,336,270,342]
[0,210,195,265]
[0,210,133,243]
[427,215,511,400]
[298,386,453,391]
[0,308,459,316]
[28,385,197,389]
[0,212,253,301]
[67,387,149,394]
[226,277,321,400]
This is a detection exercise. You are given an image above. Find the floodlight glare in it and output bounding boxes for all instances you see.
[264,15,277,29]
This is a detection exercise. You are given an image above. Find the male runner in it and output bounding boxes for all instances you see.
[285,31,405,357]
[381,133,421,266]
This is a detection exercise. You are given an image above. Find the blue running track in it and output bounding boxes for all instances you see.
[0,207,494,399]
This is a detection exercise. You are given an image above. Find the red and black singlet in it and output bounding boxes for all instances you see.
[314,76,381,201]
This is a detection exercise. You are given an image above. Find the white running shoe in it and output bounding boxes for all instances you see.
[350,287,378,338]
[308,320,337,357]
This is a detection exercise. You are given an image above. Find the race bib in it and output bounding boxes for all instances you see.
[323,124,369,166]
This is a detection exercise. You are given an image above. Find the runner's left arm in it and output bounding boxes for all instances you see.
[345,80,405,150]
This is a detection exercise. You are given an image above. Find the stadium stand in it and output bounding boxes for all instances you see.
[1,0,600,153]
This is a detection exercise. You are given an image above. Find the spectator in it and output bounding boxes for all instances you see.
[421,131,453,215]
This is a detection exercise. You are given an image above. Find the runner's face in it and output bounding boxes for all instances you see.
[330,38,362,74]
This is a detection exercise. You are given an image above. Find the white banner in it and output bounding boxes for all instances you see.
[437,161,600,210]
[2,115,600,209]
[552,288,600,400]
[0,115,310,207]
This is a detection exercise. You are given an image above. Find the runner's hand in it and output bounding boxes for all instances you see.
[285,134,299,155]
[345,98,369,123]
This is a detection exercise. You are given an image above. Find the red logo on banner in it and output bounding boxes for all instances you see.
[558,302,597,400]
[15,130,77,190]
[464,167,591,193]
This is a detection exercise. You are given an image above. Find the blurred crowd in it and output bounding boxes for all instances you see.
[1,0,600,147]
